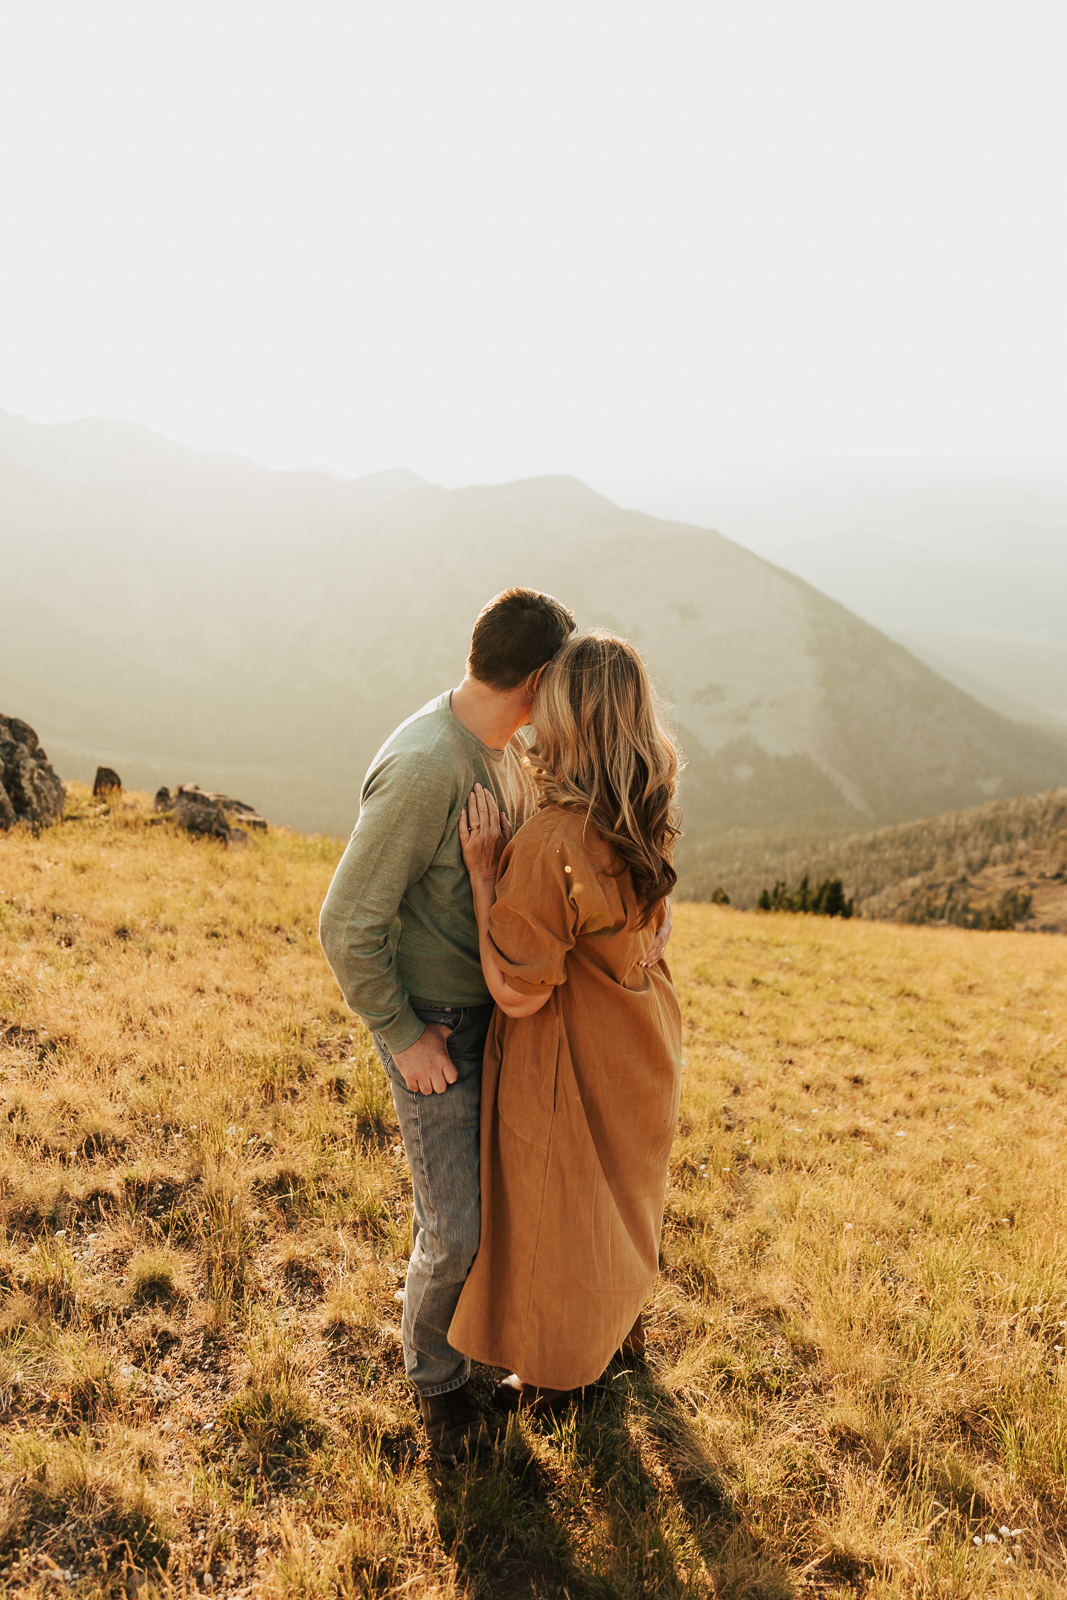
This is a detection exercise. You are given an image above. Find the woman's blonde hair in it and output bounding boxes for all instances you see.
[527,630,682,923]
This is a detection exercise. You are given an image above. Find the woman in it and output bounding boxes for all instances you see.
[448,630,683,1413]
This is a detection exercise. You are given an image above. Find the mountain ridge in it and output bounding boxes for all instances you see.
[3,412,1066,837]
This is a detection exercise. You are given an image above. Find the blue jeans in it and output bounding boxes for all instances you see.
[373,1002,493,1396]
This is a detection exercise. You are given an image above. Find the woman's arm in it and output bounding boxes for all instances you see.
[469,872,551,1018]
[459,784,551,1020]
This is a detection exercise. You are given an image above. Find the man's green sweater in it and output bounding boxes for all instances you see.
[319,692,536,1055]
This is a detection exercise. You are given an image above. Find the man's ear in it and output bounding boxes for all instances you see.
[528,663,549,696]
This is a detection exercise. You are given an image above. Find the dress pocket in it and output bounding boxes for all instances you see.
[496,1005,561,1150]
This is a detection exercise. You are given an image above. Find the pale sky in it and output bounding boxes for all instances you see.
[1,1,1065,514]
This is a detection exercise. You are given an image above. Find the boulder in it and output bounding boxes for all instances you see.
[174,784,268,831]
[93,766,122,798]
[152,782,269,842]
[0,714,65,831]
[171,790,232,842]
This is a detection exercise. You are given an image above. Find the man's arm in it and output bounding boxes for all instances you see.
[319,750,457,1092]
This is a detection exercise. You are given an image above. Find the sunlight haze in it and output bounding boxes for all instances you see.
[2,0,1065,508]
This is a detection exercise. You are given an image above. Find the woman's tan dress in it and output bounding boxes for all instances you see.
[448,804,683,1391]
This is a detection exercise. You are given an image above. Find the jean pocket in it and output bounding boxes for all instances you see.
[411,1007,456,1033]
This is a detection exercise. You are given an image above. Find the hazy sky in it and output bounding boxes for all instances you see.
[1,1,1065,509]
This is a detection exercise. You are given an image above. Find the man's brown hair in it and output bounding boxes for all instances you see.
[468,588,576,691]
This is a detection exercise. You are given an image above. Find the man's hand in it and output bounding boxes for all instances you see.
[640,898,673,968]
[392,1023,458,1095]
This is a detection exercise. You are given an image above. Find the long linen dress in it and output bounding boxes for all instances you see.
[448,803,683,1391]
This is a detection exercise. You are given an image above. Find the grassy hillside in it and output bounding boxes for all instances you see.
[2,793,1066,1597]
[677,788,1067,934]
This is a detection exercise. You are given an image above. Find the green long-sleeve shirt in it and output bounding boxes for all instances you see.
[319,692,537,1054]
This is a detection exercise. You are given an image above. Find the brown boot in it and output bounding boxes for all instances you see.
[620,1312,646,1357]
[419,1380,491,1462]
[493,1373,576,1418]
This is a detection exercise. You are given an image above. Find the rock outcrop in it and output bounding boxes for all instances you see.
[93,766,122,796]
[154,784,268,844]
[0,715,65,831]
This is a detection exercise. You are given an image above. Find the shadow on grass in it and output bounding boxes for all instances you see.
[427,1358,795,1600]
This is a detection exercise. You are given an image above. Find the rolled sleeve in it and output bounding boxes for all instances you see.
[486,829,580,993]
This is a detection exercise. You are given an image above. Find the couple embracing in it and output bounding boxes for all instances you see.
[320,588,683,1459]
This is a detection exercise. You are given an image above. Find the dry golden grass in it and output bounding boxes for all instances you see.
[1,784,1065,1598]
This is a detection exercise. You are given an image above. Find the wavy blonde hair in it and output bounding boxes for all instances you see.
[527,631,682,923]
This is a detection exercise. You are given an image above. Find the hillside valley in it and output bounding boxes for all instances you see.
[678,786,1067,932]
[4,412,1067,842]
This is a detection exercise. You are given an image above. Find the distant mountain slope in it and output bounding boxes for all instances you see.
[3,413,1067,835]
[676,787,1067,934]
[773,525,1067,730]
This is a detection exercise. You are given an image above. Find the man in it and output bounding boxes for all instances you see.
[319,588,575,1459]
[320,586,671,1459]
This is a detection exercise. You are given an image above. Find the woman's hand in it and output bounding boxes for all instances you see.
[639,897,672,967]
[458,782,513,881]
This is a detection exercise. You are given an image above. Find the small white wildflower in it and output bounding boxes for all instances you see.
[985,1533,998,1544]
[1054,1345,1063,1354]
[973,1536,982,1547]
[999,1526,1010,1537]
[1011,1529,1022,1538]
[1005,1556,1013,1565]
[895,1130,906,1138]
[54,1229,67,1239]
